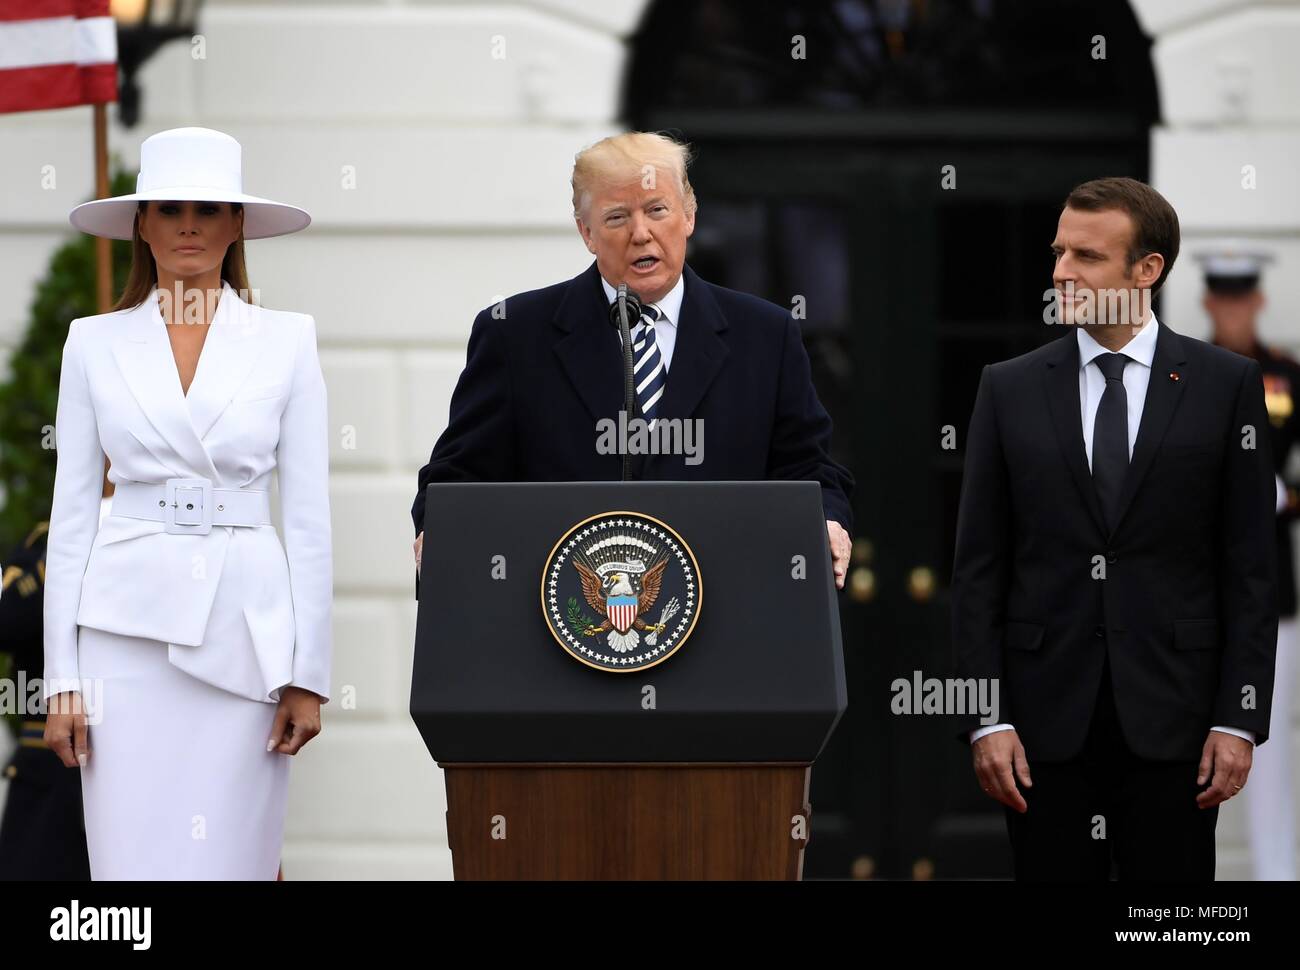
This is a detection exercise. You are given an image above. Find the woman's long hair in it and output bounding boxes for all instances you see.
[112,201,254,310]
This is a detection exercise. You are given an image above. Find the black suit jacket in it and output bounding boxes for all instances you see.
[951,321,1278,762]
[412,260,853,533]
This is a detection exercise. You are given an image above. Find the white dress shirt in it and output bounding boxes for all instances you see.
[972,314,1255,746]
[1077,311,1159,466]
[601,272,685,371]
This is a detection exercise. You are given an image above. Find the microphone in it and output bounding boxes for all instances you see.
[609,287,643,328]
[612,284,641,482]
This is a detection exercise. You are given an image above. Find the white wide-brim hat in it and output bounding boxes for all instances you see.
[69,126,311,240]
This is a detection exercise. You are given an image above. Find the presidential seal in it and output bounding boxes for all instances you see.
[541,511,701,672]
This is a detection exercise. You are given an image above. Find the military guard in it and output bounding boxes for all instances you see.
[1200,244,1298,880]
[0,520,91,880]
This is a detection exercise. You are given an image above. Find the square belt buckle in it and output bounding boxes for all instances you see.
[163,477,213,535]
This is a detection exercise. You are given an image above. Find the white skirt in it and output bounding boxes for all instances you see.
[77,627,289,880]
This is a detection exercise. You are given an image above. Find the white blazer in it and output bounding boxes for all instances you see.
[43,282,332,704]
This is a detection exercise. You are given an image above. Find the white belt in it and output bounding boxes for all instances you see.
[110,478,271,536]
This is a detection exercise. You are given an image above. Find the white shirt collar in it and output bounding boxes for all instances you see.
[600,270,685,328]
[1076,311,1160,370]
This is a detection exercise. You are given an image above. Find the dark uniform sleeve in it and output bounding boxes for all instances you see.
[1270,352,1300,522]
[0,524,49,675]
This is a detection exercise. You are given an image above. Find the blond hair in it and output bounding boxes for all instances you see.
[571,131,697,222]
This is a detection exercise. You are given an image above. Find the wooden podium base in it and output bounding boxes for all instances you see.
[441,763,813,880]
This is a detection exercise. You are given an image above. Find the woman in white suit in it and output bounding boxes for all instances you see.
[42,127,332,879]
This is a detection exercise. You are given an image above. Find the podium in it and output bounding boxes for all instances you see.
[411,481,846,880]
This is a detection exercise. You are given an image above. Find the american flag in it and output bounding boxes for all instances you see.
[0,0,117,114]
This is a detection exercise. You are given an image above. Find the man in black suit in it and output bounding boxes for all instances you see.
[412,131,852,584]
[951,177,1278,881]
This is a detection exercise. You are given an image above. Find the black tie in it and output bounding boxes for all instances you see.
[1092,352,1130,531]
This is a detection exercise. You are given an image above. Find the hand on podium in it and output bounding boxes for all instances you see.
[826,520,849,589]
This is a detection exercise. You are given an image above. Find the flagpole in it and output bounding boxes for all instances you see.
[93,101,111,313]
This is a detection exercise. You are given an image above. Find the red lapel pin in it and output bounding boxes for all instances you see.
[1169,371,1180,382]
